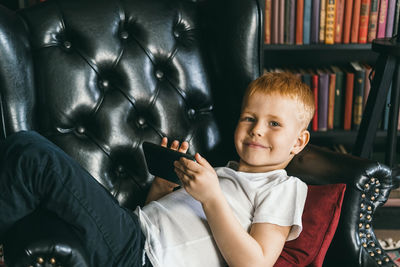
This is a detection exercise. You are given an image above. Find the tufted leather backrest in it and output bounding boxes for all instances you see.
[0,0,263,209]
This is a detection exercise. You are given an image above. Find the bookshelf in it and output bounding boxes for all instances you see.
[262,0,400,164]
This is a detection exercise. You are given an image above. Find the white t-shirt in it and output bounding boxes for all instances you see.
[135,162,308,267]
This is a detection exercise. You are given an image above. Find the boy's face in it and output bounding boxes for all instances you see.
[234,91,309,173]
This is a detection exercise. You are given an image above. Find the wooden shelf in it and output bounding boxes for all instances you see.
[263,44,379,69]
[263,44,373,51]
[309,130,400,151]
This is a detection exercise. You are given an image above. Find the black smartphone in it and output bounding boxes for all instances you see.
[142,141,196,185]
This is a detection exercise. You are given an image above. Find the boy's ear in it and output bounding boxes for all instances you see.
[291,129,310,155]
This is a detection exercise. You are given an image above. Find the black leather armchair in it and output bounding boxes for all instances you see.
[0,0,395,266]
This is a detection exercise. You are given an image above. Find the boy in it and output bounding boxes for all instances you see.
[0,72,315,267]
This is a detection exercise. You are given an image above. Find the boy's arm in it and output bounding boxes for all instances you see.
[144,138,188,205]
[174,155,289,267]
[145,177,178,204]
[203,194,289,267]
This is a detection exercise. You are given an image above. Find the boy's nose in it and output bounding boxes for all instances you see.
[250,122,265,136]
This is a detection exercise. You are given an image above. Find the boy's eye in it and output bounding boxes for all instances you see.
[241,116,255,122]
[269,121,280,127]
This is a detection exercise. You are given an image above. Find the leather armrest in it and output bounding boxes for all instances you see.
[3,209,89,267]
[287,144,395,266]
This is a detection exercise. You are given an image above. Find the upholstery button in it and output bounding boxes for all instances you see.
[64,41,72,49]
[155,70,164,79]
[121,31,129,40]
[137,117,146,127]
[117,165,124,173]
[102,80,109,88]
[77,126,85,134]
[187,108,196,119]
[173,30,180,38]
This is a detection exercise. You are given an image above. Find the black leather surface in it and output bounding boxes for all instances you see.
[0,0,262,209]
[0,0,396,266]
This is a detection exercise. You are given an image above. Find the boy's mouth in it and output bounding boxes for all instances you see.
[245,141,269,149]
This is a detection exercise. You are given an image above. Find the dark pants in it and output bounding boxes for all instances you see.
[0,131,145,267]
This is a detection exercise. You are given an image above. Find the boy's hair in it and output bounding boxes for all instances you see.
[242,72,315,130]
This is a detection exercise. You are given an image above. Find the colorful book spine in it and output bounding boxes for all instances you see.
[317,69,330,131]
[325,0,337,44]
[265,0,272,44]
[385,0,397,37]
[311,0,321,43]
[377,0,388,38]
[350,62,366,130]
[367,0,380,42]
[303,0,312,44]
[301,70,312,88]
[289,0,296,43]
[328,70,336,129]
[351,0,362,43]
[319,0,327,43]
[359,0,372,43]
[331,66,345,129]
[271,0,279,44]
[279,0,285,44]
[344,70,355,130]
[284,0,293,44]
[311,71,319,131]
[334,0,345,43]
[343,0,354,43]
[296,0,305,44]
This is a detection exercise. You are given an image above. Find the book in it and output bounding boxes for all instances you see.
[311,0,321,43]
[331,66,345,129]
[296,0,305,44]
[359,0,372,43]
[343,0,354,43]
[328,69,337,129]
[279,0,285,43]
[377,0,388,38]
[299,68,312,88]
[264,0,272,43]
[350,62,366,130]
[344,69,355,130]
[334,0,345,43]
[317,69,330,131]
[289,0,296,43]
[319,0,327,43]
[325,0,337,44]
[393,0,400,37]
[311,70,319,131]
[284,0,296,44]
[303,0,312,44]
[367,0,380,42]
[351,0,362,43]
[385,0,397,37]
[271,0,279,44]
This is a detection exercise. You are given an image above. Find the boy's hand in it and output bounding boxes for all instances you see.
[174,153,221,204]
[145,137,189,204]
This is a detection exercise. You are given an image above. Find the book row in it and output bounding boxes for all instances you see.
[264,0,400,45]
[264,62,399,132]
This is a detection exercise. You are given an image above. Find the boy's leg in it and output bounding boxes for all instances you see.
[0,131,143,267]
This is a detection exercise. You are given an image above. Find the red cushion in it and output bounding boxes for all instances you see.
[274,183,346,267]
